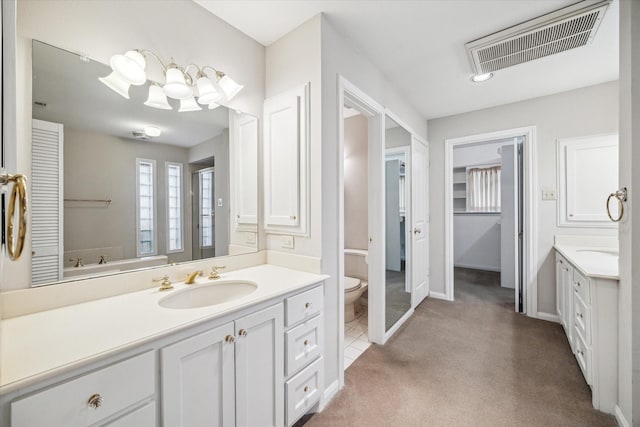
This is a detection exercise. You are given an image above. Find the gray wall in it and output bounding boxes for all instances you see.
[427,81,619,315]
[344,115,368,252]
[64,127,192,262]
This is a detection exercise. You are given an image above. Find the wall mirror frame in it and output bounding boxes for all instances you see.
[24,39,259,287]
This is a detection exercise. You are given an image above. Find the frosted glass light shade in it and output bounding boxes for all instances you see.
[179,97,202,112]
[144,126,161,137]
[163,67,193,100]
[144,85,172,110]
[208,102,220,110]
[110,51,146,85]
[218,74,243,100]
[99,72,131,99]
[196,76,222,105]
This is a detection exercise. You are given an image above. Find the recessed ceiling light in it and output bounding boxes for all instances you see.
[471,72,494,83]
[143,125,161,137]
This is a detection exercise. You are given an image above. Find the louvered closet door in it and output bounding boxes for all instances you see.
[31,119,63,285]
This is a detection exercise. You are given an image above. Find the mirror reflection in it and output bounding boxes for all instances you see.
[385,116,412,330]
[31,40,258,286]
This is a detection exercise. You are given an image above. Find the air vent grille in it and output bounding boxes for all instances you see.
[466,1,610,74]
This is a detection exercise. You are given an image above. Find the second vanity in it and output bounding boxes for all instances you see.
[0,264,328,427]
[554,236,619,415]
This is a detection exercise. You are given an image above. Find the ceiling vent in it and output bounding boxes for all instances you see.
[465,0,611,74]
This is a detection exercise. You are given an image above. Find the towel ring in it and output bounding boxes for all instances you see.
[606,187,627,223]
[4,174,28,260]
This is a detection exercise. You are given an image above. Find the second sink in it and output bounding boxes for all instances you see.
[159,280,258,309]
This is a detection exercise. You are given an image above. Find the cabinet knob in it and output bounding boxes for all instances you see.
[577,313,583,319]
[87,393,104,409]
[225,335,235,343]
[413,227,422,234]
[291,215,297,220]
[239,329,248,337]
[304,339,309,347]
[305,302,312,309]
[303,386,310,393]
[578,350,584,356]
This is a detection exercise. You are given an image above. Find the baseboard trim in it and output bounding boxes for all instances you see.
[321,379,340,410]
[454,263,501,273]
[536,312,561,323]
[429,291,448,300]
[614,405,630,427]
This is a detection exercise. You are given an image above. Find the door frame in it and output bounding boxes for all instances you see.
[444,126,538,317]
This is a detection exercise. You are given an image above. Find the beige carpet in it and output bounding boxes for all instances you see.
[301,286,616,426]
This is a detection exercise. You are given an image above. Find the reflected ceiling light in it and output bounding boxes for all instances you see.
[179,97,202,112]
[144,84,172,110]
[98,72,131,99]
[471,72,494,83]
[99,48,243,111]
[143,125,162,137]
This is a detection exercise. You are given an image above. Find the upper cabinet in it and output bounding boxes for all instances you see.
[263,83,310,236]
[231,112,259,231]
[557,134,618,228]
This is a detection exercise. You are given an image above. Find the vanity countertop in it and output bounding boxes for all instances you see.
[554,244,619,280]
[0,264,328,393]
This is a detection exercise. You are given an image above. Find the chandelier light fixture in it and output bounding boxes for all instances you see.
[99,49,244,112]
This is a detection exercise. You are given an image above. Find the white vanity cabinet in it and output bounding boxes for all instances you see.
[555,250,618,413]
[161,303,284,427]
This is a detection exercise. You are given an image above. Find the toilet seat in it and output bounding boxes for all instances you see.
[344,276,361,292]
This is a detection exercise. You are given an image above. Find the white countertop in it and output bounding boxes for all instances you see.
[554,244,619,280]
[0,264,328,393]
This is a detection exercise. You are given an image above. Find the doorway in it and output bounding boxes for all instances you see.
[444,127,537,316]
[191,165,215,260]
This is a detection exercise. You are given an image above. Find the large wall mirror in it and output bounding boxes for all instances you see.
[29,40,258,286]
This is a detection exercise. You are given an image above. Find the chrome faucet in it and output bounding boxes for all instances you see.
[185,270,203,285]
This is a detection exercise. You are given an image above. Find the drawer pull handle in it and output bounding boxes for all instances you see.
[239,329,248,337]
[304,386,310,393]
[305,302,312,309]
[304,339,310,347]
[87,393,104,409]
[225,335,235,343]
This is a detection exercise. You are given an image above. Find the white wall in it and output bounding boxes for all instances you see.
[265,15,322,258]
[2,0,265,290]
[428,81,619,316]
[344,115,368,252]
[453,214,501,271]
[452,139,509,167]
[320,14,427,396]
[618,0,639,423]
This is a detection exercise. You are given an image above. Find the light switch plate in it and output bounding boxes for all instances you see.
[281,235,294,249]
[245,233,256,244]
[217,198,223,207]
[542,188,557,200]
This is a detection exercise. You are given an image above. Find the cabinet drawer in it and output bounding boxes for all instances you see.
[286,357,322,426]
[286,315,322,376]
[105,401,156,427]
[286,285,323,327]
[573,292,591,345]
[573,268,590,304]
[12,352,155,427]
[574,331,592,385]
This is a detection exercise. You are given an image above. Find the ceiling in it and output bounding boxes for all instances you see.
[195,0,619,120]
[32,40,230,148]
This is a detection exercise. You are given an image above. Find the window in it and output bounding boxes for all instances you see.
[467,165,501,212]
[136,158,157,256]
[199,169,214,249]
[166,162,184,253]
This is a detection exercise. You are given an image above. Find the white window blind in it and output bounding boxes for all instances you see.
[136,159,156,256]
[166,162,183,253]
[467,166,501,212]
[200,170,214,249]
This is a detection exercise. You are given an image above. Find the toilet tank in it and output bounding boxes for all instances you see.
[344,249,368,281]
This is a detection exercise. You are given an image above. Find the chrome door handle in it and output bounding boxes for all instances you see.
[413,228,422,234]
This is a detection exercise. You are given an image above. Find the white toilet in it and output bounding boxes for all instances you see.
[344,249,368,322]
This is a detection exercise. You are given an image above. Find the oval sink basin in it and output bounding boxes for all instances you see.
[159,280,258,309]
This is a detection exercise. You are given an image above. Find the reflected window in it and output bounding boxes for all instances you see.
[166,162,183,253]
[200,169,214,249]
[136,158,157,256]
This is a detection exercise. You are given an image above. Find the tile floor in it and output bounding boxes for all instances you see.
[344,306,369,369]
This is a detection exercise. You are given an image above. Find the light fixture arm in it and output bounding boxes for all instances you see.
[136,49,168,73]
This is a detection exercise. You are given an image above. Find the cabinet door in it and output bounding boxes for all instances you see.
[563,264,575,352]
[235,303,284,427]
[263,84,309,234]
[555,254,564,318]
[161,322,235,427]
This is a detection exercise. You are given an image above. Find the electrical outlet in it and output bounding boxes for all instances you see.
[281,235,294,249]
[245,233,256,244]
[542,188,557,200]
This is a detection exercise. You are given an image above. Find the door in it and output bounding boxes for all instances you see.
[235,303,284,427]
[411,137,429,305]
[192,168,215,260]
[384,159,402,272]
[161,322,236,427]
